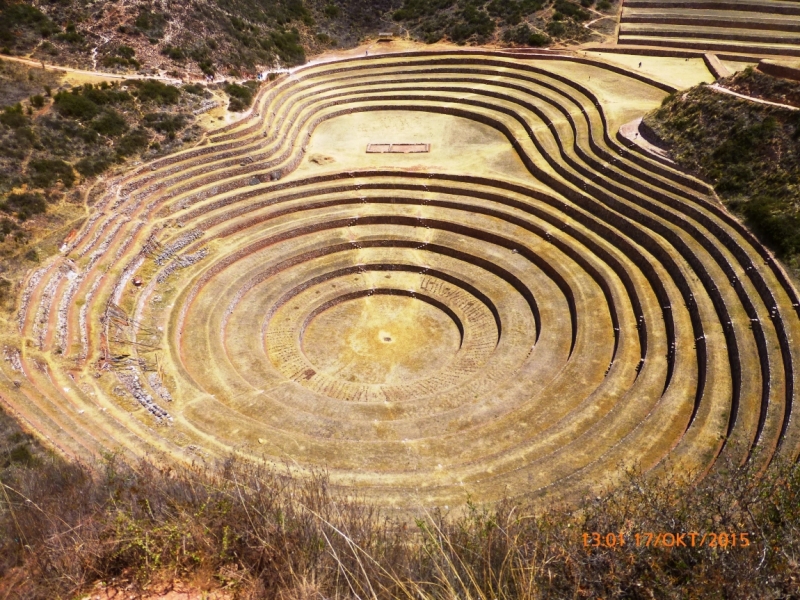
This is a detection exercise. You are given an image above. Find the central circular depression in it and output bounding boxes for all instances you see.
[301,294,462,385]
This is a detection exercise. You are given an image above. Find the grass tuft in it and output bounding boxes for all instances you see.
[0,449,798,598]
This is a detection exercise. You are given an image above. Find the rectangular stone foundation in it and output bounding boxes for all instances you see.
[366,143,431,153]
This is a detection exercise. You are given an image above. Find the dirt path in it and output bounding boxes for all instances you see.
[0,53,182,84]
[618,117,675,163]
[709,82,800,111]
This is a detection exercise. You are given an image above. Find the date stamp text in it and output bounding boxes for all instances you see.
[582,531,751,549]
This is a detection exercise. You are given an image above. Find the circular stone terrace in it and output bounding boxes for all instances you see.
[3,50,800,509]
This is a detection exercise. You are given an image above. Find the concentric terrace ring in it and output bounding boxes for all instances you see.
[3,50,799,509]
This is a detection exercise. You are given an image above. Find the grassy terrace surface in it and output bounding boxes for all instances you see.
[1,50,799,511]
[619,0,800,57]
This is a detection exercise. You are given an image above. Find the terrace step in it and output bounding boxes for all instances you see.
[618,35,800,56]
[5,50,798,508]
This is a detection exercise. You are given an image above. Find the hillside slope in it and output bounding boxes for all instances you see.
[0,59,227,316]
[391,0,618,46]
[2,0,399,76]
[644,68,800,276]
[1,0,619,79]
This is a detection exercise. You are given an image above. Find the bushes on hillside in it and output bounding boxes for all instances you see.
[0,103,28,128]
[54,83,132,120]
[391,0,597,44]
[0,2,59,53]
[0,218,19,243]
[263,28,306,66]
[0,191,46,220]
[394,0,456,21]
[488,0,545,25]
[503,23,549,46]
[28,158,75,188]
[135,7,168,40]
[143,112,187,134]
[554,0,591,21]
[126,79,181,104]
[224,81,260,111]
[103,45,140,69]
[90,109,128,137]
[646,70,800,268]
[160,44,186,61]
[451,2,496,43]
[115,128,151,157]
[53,90,99,119]
[75,152,114,177]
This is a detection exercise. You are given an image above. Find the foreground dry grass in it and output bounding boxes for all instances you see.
[1,450,798,599]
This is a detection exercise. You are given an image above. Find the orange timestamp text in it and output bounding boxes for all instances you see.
[583,531,751,549]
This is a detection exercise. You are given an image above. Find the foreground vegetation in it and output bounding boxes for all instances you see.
[646,68,800,276]
[0,418,798,599]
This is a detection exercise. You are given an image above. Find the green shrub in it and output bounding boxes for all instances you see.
[30,94,45,109]
[0,3,58,49]
[80,83,131,106]
[57,22,84,45]
[735,195,800,256]
[40,40,57,55]
[102,45,140,69]
[223,82,260,111]
[90,109,128,137]
[53,92,98,120]
[263,28,305,66]
[394,0,455,21]
[9,444,35,465]
[143,112,187,133]
[102,55,140,69]
[126,80,181,104]
[503,23,550,46]
[546,20,566,36]
[75,153,113,177]
[0,218,18,241]
[198,59,214,76]
[1,191,46,220]
[323,3,341,18]
[115,128,150,157]
[182,83,205,96]
[116,45,136,59]
[160,44,186,61]
[135,8,168,39]
[0,104,28,128]
[450,3,495,43]
[28,158,75,188]
[554,0,591,20]
[487,0,544,25]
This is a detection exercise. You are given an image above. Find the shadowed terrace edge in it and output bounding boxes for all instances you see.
[2,50,800,509]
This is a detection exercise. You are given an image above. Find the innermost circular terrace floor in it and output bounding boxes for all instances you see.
[301,294,461,385]
[295,110,534,181]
